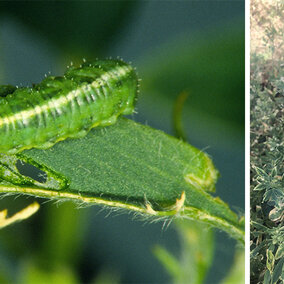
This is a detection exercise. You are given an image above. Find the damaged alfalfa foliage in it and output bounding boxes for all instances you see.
[250,2,284,282]
[250,56,284,283]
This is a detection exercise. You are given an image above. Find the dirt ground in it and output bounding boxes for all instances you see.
[251,0,284,61]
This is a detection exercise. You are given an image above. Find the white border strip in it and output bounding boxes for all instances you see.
[245,0,250,283]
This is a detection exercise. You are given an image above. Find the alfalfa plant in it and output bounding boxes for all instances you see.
[250,1,284,283]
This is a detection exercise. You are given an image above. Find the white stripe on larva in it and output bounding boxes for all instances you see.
[0,65,130,127]
[84,86,93,104]
[13,113,24,126]
[101,72,112,82]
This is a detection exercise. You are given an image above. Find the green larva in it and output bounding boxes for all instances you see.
[0,59,138,154]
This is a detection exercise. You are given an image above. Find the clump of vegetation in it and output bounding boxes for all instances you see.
[250,1,284,283]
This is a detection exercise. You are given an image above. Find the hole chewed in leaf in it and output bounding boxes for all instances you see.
[16,160,47,184]
[0,153,69,190]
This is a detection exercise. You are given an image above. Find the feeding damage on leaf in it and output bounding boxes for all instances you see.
[145,191,186,216]
[184,154,218,193]
[0,153,69,190]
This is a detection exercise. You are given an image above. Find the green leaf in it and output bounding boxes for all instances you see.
[173,91,189,142]
[275,244,284,260]
[0,118,244,243]
[220,249,245,284]
[263,270,271,284]
[39,202,88,268]
[272,258,284,284]
[18,261,78,284]
[153,245,181,282]
[153,220,214,284]
[175,220,214,284]
[266,249,275,273]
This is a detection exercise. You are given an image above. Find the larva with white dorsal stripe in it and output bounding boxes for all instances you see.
[0,59,138,154]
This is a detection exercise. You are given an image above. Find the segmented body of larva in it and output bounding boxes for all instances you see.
[0,59,138,154]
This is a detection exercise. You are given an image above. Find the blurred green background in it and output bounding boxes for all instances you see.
[0,1,244,283]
